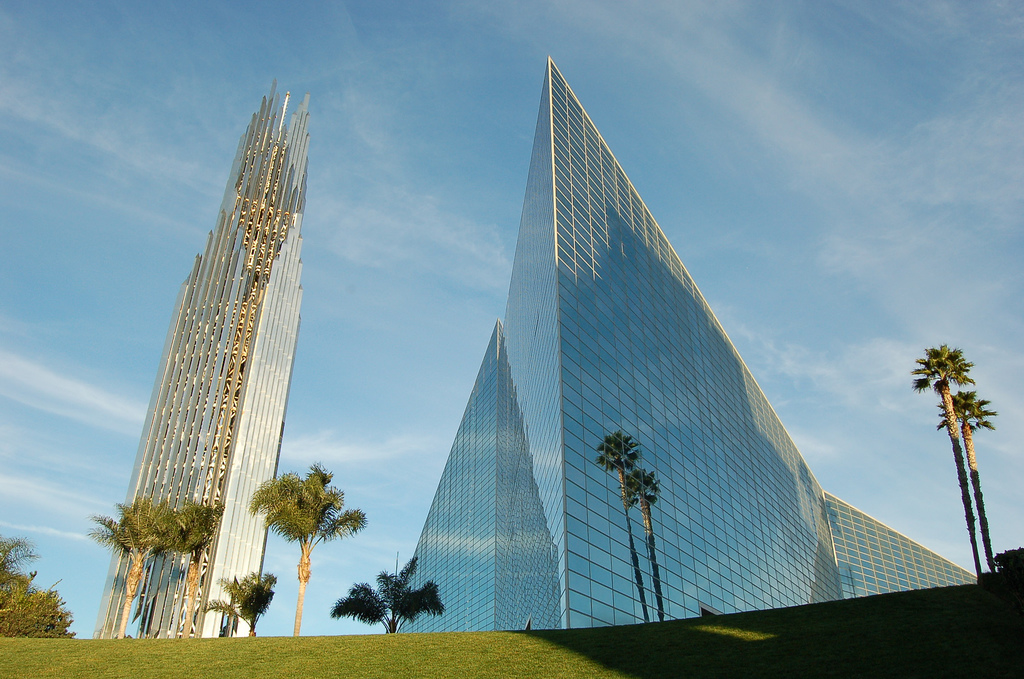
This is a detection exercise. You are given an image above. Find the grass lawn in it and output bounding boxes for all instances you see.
[1,585,1021,679]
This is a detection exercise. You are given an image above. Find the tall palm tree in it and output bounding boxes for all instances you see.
[912,345,981,577]
[89,497,173,638]
[595,430,649,623]
[948,391,998,571]
[206,571,277,637]
[249,463,367,636]
[330,556,444,633]
[627,467,664,622]
[165,501,224,637]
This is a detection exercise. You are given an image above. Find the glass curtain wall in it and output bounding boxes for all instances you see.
[410,60,974,631]
[407,322,559,632]
[825,493,974,598]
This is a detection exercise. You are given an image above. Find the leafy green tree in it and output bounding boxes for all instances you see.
[330,556,443,633]
[628,467,664,622]
[595,431,649,623]
[0,533,75,638]
[206,572,277,637]
[0,579,75,638]
[912,345,981,577]
[994,548,1024,616]
[946,391,997,571]
[250,463,367,636]
[165,501,224,637]
[89,497,174,638]
[0,535,37,589]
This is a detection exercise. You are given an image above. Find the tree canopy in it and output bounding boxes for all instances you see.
[206,572,277,637]
[89,496,174,638]
[250,463,366,636]
[331,556,443,633]
[0,533,74,638]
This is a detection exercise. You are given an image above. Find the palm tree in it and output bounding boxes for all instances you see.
[165,501,224,637]
[330,556,444,633]
[912,345,981,577]
[206,572,277,637]
[89,497,173,638]
[948,391,998,571]
[249,463,367,636]
[595,430,649,623]
[627,467,664,622]
[0,534,37,590]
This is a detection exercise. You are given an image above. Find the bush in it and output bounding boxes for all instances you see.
[0,579,76,638]
[993,548,1024,616]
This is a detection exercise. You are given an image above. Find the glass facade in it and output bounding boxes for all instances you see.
[409,60,972,632]
[95,84,308,639]
[826,493,974,598]
[409,322,560,632]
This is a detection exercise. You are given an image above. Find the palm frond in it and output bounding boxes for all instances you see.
[331,583,387,624]
[912,345,975,393]
[951,391,998,433]
[205,599,240,618]
[627,468,660,505]
[0,535,38,587]
[251,466,365,544]
[332,558,443,632]
[595,430,641,472]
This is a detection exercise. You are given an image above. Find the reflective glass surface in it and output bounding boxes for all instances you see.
[407,322,560,632]
[825,493,975,597]
[411,60,974,631]
[540,60,841,626]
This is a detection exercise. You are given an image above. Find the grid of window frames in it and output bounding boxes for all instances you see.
[501,67,572,627]
[825,493,975,598]
[406,323,560,632]
[542,60,843,627]
[410,61,978,632]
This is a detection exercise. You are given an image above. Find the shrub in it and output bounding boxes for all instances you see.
[0,579,76,638]
[993,548,1024,616]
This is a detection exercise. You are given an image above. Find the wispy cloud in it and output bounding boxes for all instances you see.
[281,429,445,467]
[279,429,450,514]
[0,471,113,519]
[0,348,146,434]
[480,1,1024,328]
[319,188,511,291]
[725,320,920,413]
[0,521,88,542]
[0,7,227,197]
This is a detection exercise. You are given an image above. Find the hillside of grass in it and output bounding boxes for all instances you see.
[2,585,1021,679]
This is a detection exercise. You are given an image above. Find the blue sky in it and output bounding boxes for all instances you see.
[0,1,1021,638]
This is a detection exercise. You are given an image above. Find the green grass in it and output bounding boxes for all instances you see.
[2,585,1021,679]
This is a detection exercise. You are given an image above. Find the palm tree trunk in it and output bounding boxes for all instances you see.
[940,387,982,578]
[294,544,312,636]
[181,556,201,637]
[119,556,144,639]
[640,499,665,622]
[961,423,995,571]
[618,469,649,623]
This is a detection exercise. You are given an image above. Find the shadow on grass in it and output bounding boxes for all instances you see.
[522,585,1024,679]
[3,586,1021,679]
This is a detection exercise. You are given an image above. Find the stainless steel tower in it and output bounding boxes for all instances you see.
[95,83,308,638]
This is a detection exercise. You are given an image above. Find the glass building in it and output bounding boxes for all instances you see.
[825,493,973,598]
[95,84,308,639]
[407,60,972,632]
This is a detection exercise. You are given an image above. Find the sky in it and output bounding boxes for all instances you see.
[0,0,1021,638]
